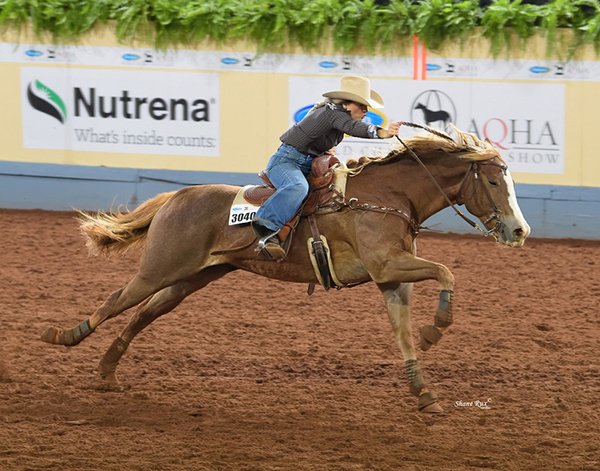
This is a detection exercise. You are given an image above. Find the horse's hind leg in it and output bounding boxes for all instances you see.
[41,272,167,347]
[98,265,235,384]
[378,282,443,414]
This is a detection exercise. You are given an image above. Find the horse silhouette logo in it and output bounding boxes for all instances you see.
[414,103,451,128]
[411,90,456,130]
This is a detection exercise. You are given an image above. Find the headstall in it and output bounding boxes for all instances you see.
[394,133,508,241]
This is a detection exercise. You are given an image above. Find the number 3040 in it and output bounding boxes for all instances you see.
[231,212,256,223]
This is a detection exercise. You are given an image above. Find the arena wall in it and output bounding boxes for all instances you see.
[1,28,599,239]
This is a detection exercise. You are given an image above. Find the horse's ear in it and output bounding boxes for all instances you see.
[484,137,492,144]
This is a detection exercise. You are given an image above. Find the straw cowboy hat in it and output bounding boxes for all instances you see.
[322,75,384,109]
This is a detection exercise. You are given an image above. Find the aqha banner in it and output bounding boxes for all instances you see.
[289,77,565,174]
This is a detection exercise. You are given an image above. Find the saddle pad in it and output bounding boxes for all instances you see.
[229,185,260,225]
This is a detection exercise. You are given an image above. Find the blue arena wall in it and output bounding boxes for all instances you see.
[1,160,599,240]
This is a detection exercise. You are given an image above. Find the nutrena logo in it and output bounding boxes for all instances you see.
[27,80,67,124]
[73,88,211,121]
[27,81,212,123]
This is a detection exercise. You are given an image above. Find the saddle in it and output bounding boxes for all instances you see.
[243,154,342,242]
[244,154,340,209]
[241,155,346,291]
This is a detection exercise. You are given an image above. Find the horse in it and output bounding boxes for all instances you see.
[41,127,530,413]
[415,103,451,129]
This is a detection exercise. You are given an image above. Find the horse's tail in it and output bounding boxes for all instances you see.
[78,191,177,256]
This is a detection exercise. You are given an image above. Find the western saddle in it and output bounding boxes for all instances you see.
[244,154,342,244]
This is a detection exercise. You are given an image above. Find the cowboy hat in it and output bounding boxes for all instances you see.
[322,75,384,109]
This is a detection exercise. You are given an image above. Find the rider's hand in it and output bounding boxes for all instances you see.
[378,121,402,138]
[325,146,336,156]
[388,121,402,136]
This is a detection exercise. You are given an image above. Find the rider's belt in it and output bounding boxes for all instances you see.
[288,144,318,159]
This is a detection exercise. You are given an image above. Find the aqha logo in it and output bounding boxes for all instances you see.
[27,80,67,124]
[411,90,457,129]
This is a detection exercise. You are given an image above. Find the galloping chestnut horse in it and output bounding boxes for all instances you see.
[41,127,530,413]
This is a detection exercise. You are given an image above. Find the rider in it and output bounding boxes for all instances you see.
[252,75,402,260]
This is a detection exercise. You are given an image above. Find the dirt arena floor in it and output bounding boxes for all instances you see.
[0,208,599,470]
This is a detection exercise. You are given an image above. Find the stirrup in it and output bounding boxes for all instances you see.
[257,234,286,261]
[253,224,285,261]
[260,241,286,261]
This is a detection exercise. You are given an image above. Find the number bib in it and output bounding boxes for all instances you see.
[229,203,259,225]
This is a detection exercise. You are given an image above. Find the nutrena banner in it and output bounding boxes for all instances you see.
[21,68,220,156]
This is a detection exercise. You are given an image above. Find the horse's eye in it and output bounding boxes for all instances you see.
[488,180,498,186]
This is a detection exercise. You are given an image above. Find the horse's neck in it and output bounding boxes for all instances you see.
[348,155,469,223]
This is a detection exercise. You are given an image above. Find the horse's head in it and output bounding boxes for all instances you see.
[457,151,530,247]
[347,126,531,247]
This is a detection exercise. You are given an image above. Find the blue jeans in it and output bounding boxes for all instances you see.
[254,143,313,231]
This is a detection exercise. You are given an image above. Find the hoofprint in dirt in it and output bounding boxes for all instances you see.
[0,208,598,470]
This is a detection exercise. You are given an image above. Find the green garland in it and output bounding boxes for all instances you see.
[1,0,600,58]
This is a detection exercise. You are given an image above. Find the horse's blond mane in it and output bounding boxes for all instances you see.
[345,125,499,174]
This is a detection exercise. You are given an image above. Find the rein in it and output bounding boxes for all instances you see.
[400,122,456,142]
[394,133,507,241]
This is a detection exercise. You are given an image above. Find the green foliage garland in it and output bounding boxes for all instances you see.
[2,0,600,58]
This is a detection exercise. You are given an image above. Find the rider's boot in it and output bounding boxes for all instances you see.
[252,219,286,261]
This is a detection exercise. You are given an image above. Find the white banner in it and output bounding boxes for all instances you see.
[21,67,220,156]
[288,77,565,174]
[4,43,600,83]
[3,43,413,77]
[425,57,596,82]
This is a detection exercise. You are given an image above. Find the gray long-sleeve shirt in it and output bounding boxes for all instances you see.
[280,102,381,156]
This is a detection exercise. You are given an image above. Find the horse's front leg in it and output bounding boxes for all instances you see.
[378,282,443,414]
[369,252,455,352]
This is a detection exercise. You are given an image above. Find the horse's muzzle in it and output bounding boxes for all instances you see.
[498,217,530,247]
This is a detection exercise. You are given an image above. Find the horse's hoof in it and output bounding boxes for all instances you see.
[98,362,119,385]
[40,326,62,345]
[418,390,443,414]
[420,325,443,351]
[98,372,124,391]
[96,377,125,392]
[101,371,119,384]
[420,402,444,414]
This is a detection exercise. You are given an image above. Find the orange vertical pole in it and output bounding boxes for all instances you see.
[421,41,427,80]
[413,35,419,80]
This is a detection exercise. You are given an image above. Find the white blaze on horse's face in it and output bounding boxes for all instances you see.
[461,153,531,248]
[500,168,531,247]
[472,160,531,248]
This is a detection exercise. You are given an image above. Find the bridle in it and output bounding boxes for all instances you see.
[395,131,508,241]
[455,161,508,240]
